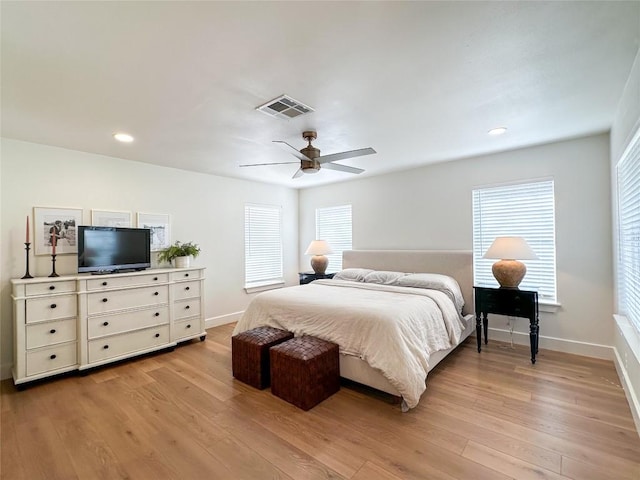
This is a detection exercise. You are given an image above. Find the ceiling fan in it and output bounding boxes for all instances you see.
[240,131,376,179]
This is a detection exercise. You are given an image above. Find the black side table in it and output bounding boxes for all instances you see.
[299,272,335,285]
[474,286,540,363]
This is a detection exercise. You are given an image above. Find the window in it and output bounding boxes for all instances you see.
[316,204,352,272]
[244,204,283,289]
[472,180,557,302]
[617,130,640,333]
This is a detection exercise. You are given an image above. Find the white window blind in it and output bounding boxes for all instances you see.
[472,180,557,302]
[316,204,352,272]
[244,204,283,287]
[617,130,640,333]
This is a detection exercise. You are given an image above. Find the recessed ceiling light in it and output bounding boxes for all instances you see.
[488,127,507,136]
[113,132,134,143]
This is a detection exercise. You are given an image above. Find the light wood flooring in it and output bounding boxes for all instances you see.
[2,323,639,479]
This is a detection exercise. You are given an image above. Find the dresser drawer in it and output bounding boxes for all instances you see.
[26,342,77,376]
[173,317,201,341]
[25,280,76,297]
[170,269,201,281]
[87,285,168,314]
[86,273,169,291]
[26,294,77,323]
[88,325,169,363]
[173,280,201,301]
[174,298,201,321]
[26,318,77,349]
[88,306,169,339]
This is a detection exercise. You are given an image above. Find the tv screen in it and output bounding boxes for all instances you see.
[78,226,151,274]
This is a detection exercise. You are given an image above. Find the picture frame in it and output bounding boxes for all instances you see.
[33,206,83,255]
[91,209,132,228]
[137,212,170,251]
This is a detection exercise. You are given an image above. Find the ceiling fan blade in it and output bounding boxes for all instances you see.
[322,162,364,175]
[273,140,313,162]
[318,147,376,164]
[239,161,299,167]
[292,167,304,179]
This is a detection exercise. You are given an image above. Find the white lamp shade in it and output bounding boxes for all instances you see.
[482,236,538,260]
[305,240,333,256]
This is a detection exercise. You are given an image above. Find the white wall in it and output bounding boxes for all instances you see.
[611,47,640,433]
[300,133,614,357]
[0,138,299,378]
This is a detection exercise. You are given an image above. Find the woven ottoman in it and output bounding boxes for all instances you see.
[270,336,340,410]
[232,326,293,389]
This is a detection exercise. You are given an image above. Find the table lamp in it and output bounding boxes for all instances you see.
[305,240,333,275]
[482,236,538,288]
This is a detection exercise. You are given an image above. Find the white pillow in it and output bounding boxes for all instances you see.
[395,273,465,313]
[333,268,374,282]
[363,270,408,285]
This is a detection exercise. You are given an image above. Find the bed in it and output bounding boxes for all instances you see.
[233,250,474,410]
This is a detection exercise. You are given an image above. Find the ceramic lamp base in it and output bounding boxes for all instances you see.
[310,255,328,275]
[492,259,526,288]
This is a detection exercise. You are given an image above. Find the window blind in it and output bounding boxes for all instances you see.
[316,204,352,272]
[244,204,283,286]
[617,130,640,333]
[472,180,557,301]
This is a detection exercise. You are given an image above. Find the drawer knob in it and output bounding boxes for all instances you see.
[102,281,108,286]
[154,291,159,296]
[103,345,109,350]
[154,312,160,317]
[185,305,190,310]
[185,286,190,291]
[50,303,57,309]
[49,329,56,334]
[186,324,191,329]
[50,354,57,360]
[103,321,109,326]
[185,273,189,277]
[102,298,108,303]
[155,333,160,338]
[49,285,55,290]
[154,277,158,281]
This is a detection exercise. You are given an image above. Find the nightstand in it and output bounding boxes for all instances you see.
[474,285,540,363]
[299,272,335,285]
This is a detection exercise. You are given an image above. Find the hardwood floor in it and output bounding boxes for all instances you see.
[2,323,639,479]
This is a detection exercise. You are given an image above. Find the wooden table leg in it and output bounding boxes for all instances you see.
[529,316,539,364]
[483,312,488,345]
[476,313,482,352]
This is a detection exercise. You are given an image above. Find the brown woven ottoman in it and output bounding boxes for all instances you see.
[232,326,293,389]
[270,336,340,410]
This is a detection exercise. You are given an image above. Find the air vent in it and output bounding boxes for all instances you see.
[256,94,314,120]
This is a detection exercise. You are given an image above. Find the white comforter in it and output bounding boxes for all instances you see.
[233,279,467,409]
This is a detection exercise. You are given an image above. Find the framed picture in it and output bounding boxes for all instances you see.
[33,206,83,255]
[91,209,132,228]
[137,212,170,251]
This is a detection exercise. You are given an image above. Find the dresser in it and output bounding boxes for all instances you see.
[11,267,206,385]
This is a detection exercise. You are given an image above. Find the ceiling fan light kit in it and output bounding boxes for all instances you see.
[240,130,376,179]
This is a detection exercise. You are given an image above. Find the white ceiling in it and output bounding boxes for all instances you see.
[2,1,639,189]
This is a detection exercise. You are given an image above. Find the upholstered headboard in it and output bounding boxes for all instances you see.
[342,250,474,316]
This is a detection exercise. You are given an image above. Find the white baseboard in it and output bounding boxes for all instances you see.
[205,311,243,329]
[1,363,12,381]
[613,315,640,437]
[482,327,614,360]
[613,346,640,437]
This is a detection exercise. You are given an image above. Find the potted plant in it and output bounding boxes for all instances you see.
[157,241,201,268]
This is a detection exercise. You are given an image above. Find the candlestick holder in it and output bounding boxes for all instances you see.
[49,253,59,278]
[21,242,33,279]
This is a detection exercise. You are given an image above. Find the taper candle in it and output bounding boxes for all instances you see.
[51,233,56,255]
[26,216,29,243]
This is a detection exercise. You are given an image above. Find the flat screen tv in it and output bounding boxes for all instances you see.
[78,226,151,274]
